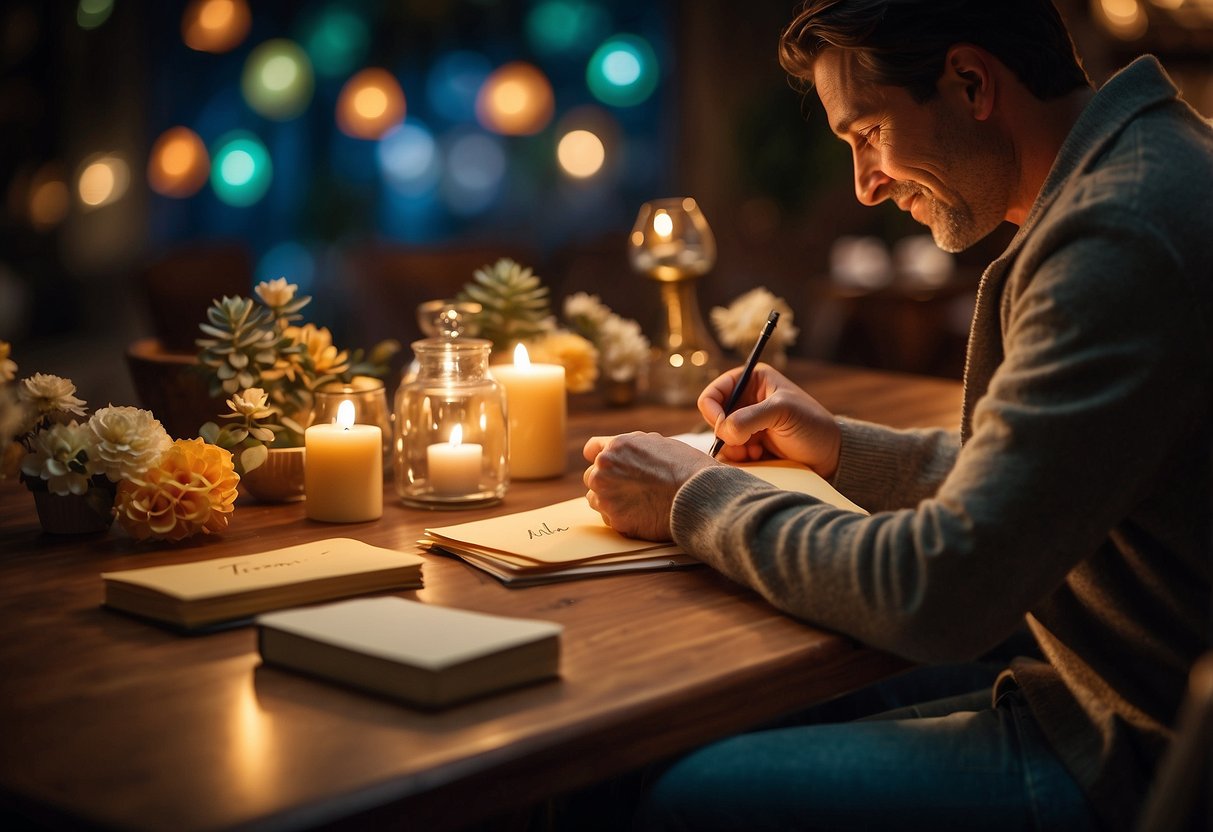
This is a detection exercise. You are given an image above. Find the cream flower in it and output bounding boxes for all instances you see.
[255,277,298,309]
[18,373,87,418]
[85,405,172,484]
[528,331,599,393]
[597,316,651,382]
[21,420,93,495]
[710,287,799,352]
[116,438,239,542]
[223,387,275,420]
[563,292,611,329]
[0,340,16,383]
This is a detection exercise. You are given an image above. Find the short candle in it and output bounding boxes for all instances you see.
[491,343,567,480]
[427,424,482,497]
[304,399,383,523]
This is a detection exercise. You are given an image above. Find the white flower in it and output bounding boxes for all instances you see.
[597,316,650,381]
[18,373,88,418]
[21,421,94,495]
[223,387,275,419]
[86,405,172,483]
[563,292,611,329]
[710,287,799,352]
[255,277,298,309]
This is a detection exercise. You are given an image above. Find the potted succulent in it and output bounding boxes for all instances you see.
[195,278,397,501]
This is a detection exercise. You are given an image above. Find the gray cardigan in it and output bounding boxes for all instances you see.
[672,56,1212,829]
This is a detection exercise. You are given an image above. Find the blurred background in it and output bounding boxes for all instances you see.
[1,0,1211,411]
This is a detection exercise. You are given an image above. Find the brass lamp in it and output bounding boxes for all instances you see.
[628,197,721,406]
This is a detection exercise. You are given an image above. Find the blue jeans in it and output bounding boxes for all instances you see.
[633,664,1096,832]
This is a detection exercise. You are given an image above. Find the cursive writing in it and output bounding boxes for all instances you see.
[221,559,305,576]
[527,522,570,540]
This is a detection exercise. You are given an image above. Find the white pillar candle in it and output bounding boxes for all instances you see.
[427,424,482,497]
[304,400,383,522]
[491,343,567,480]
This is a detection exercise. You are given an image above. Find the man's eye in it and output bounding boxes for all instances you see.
[860,127,880,146]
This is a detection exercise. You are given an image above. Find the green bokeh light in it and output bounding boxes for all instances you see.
[301,6,370,78]
[210,132,272,207]
[241,39,314,121]
[77,0,114,29]
[586,35,658,107]
[525,1,608,56]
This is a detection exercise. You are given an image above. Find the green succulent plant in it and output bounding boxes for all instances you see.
[458,258,552,352]
[196,296,302,396]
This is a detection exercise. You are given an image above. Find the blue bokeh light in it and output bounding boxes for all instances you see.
[425,50,492,125]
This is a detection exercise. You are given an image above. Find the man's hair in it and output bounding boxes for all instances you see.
[779,0,1090,102]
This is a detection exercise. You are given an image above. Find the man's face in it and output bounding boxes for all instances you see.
[812,48,1011,252]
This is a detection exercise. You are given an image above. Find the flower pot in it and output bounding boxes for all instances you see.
[239,447,306,503]
[602,378,639,408]
[32,487,117,535]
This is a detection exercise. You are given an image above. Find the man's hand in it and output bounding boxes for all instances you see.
[582,432,718,540]
[699,363,843,480]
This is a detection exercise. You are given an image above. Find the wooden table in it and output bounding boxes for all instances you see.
[0,360,962,832]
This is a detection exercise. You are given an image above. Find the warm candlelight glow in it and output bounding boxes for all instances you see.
[148,127,210,198]
[449,423,464,446]
[653,209,673,238]
[336,399,355,428]
[336,68,406,139]
[513,342,532,368]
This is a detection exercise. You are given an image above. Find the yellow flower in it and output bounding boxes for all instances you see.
[528,331,599,393]
[269,324,351,386]
[116,439,239,542]
[254,277,297,309]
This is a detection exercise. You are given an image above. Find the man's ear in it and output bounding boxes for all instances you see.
[942,44,995,121]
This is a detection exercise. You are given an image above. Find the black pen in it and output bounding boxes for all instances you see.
[708,310,780,458]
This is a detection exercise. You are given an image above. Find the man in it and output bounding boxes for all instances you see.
[582,1,1212,829]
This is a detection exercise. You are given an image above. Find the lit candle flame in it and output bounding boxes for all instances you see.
[513,342,531,368]
[336,399,355,429]
[449,424,463,447]
[652,209,673,239]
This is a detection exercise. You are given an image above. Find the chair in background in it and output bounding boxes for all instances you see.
[334,241,541,369]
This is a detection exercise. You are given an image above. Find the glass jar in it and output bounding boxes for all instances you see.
[394,337,508,508]
[313,376,393,464]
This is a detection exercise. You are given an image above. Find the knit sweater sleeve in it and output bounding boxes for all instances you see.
[671,195,1209,664]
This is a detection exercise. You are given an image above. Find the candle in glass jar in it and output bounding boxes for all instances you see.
[427,424,482,497]
[491,343,566,480]
[304,400,383,522]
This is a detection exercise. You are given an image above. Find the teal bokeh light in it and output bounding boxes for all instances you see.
[300,6,370,78]
[586,35,658,107]
[211,132,273,207]
[525,1,608,56]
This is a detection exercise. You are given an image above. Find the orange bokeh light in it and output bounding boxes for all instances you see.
[475,62,554,136]
[336,68,406,140]
[182,0,251,54]
[148,126,210,198]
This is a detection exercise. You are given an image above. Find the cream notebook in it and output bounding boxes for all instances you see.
[102,538,425,630]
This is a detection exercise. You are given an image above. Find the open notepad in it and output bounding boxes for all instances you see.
[421,453,866,586]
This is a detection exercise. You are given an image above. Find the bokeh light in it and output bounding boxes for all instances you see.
[148,126,210,198]
[426,50,491,124]
[378,120,441,195]
[586,34,658,107]
[77,153,129,210]
[241,39,314,121]
[441,130,506,216]
[77,0,114,30]
[1095,0,1148,39]
[210,131,272,207]
[299,5,370,78]
[557,130,605,179]
[336,68,406,140]
[257,241,316,294]
[475,62,555,135]
[525,0,610,56]
[28,164,69,231]
[182,0,251,54]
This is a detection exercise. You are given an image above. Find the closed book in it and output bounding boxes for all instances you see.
[256,597,563,707]
[101,538,424,630]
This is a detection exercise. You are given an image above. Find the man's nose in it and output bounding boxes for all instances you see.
[853,148,891,206]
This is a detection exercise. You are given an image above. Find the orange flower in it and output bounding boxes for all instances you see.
[116,439,240,542]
